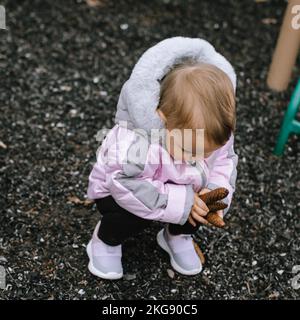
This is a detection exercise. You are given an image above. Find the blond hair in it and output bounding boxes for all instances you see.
[157,61,236,146]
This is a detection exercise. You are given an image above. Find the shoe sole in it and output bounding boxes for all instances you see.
[156,229,202,276]
[86,241,123,280]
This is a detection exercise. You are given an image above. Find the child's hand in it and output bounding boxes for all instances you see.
[188,191,210,227]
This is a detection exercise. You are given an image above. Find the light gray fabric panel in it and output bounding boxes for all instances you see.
[122,130,149,177]
[228,144,238,192]
[195,162,208,186]
[221,193,230,215]
[206,183,222,191]
[178,184,195,225]
[116,174,168,211]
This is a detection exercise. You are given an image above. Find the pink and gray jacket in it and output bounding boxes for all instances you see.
[87,37,238,225]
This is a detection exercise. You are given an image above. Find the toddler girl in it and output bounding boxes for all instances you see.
[86,37,238,280]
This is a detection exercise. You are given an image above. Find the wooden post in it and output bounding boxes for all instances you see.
[267,0,300,91]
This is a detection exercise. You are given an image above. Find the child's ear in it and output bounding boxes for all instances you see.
[156,108,167,123]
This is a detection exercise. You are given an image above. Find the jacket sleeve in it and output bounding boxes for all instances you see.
[205,134,238,215]
[103,135,195,225]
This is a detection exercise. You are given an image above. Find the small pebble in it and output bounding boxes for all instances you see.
[78,289,85,295]
[167,269,175,279]
[277,270,284,275]
[120,23,129,30]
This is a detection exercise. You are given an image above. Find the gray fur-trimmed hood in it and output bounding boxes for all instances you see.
[114,36,236,135]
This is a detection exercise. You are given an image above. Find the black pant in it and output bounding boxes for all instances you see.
[95,195,200,246]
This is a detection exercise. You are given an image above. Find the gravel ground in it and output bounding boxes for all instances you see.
[0,0,299,300]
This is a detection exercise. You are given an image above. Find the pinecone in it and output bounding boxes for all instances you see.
[199,187,229,205]
[199,187,229,228]
[192,240,205,265]
[206,212,226,228]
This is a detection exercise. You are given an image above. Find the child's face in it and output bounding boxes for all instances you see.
[164,128,221,163]
[156,108,222,162]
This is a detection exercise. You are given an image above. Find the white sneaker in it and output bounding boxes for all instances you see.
[156,225,202,275]
[86,221,123,280]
